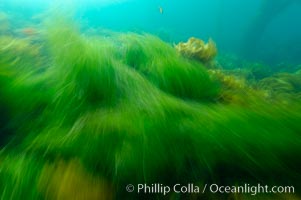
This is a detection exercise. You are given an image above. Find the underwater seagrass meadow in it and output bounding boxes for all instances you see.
[1,0,301,199]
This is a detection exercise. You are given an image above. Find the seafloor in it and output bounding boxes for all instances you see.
[0,12,301,200]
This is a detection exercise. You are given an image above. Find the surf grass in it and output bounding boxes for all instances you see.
[0,153,44,199]
[0,16,300,199]
[120,33,220,101]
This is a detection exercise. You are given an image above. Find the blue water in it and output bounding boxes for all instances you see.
[1,0,301,66]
